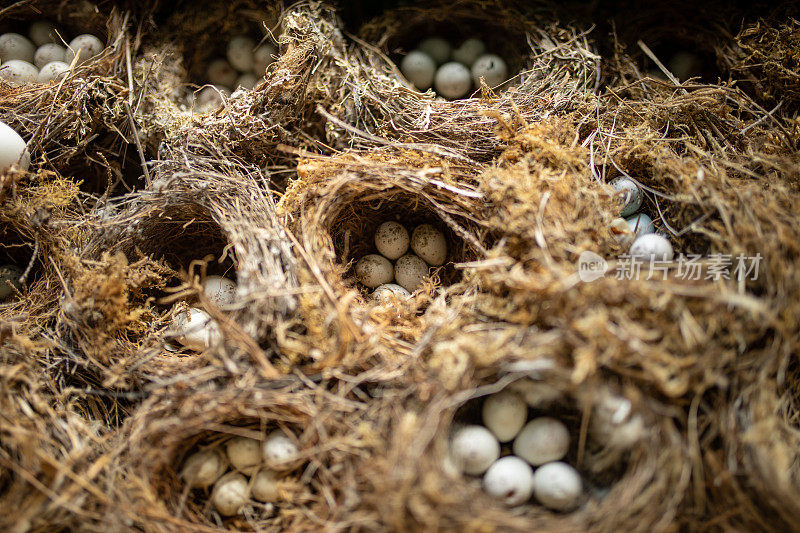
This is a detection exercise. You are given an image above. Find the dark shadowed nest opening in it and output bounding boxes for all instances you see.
[0,223,40,296]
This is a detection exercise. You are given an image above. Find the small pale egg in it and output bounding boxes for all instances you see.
[0,264,24,300]
[375,221,410,260]
[452,38,486,67]
[235,73,259,90]
[227,35,256,72]
[410,224,447,266]
[394,254,429,293]
[211,471,249,516]
[482,456,535,506]
[471,54,508,88]
[206,58,238,87]
[400,50,436,91]
[609,176,643,217]
[610,217,633,242]
[0,33,35,63]
[373,283,411,303]
[419,37,451,65]
[37,61,70,83]
[625,213,655,236]
[193,85,230,112]
[0,120,30,173]
[251,468,281,502]
[531,461,583,511]
[253,44,277,74]
[434,62,472,100]
[451,425,500,475]
[203,275,237,306]
[482,390,528,442]
[0,60,39,85]
[629,234,674,262]
[512,417,570,466]
[180,449,227,488]
[28,21,59,47]
[34,43,65,69]
[355,254,394,289]
[262,430,298,470]
[172,307,221,351]
[64,34,104,64]
[668,51,702,81]
[226,437,262,475]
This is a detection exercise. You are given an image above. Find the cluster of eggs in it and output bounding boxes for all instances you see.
[355,221,447,300]
[180,429,298,517]
[194,36,277,111]
[0,23,104,85]
[170,274,237,351]
[400,36,508,100]
[609,177,674,261]
[450,389,583,511]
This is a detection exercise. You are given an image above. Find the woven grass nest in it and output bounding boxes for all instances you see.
[1,0,800,531]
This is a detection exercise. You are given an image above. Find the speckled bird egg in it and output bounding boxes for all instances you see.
[226,437,262,475]
[434,62,472,100]
[629,233,674,262]
[483,456,535,506]
[0,33,35,63]
[375,221,410,260]
[482,390,528,442]
[0,264,23,300]
[512,417,570,466]
[211,472,249,516]
[609,176,643,217]
[471,54,508,88]
[400,50,436,91]
[0,120,30,173]
[373,283,411,302]
[181,449,227,488]
[262,430,298,470]
[419,36,451,65]
[203,275,237,306]
[172,307,221,351]
[253,44,277,74]
[28,21,59,47]
[0,60,39,85]
[411,224,447,266]
[34,43,65,69]
[452,38,486,67]
[531,461,583,511]
[227,35,255,72]
[64,34,104,64]
[394,254,429,292]
[451,425,500,475]
[37,61,70,83]
[625,213,655,237]
[356,254,394,288]
[206,58,238,88]
[251,468,281,502]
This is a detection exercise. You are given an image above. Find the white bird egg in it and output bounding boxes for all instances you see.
[512,417,570,466]
[193,86,230,112]
[262,430,298,470]
[203,275,237,306]
[226,437,262,475]
[180,449,227,488]
[227,35,256,72]
[400,50,436,91]
[452,38,486,66]
[0,60,39,85]
[0,264,24,300]
[481,390,528,442]
[37,60,70,83]
[0,33,35,63]
[251,468,281,502]
[253,44,277,74]
[355,254,394,289]
[629,233,674,262]
[235,73,259,90]
[531,461,583,511]
[394,254,429,293]
[206,58,238,87]
[419,36,451,65]
[434,62,472,100]
[373,283,411,303]
[64,34,104,64]
[211,472,249,516]
[609,176,643,217]
[28,21,59,47]
[625,213,655,236]
[471,54,508,88]
[0,120,30,173]
[450,425,500,475]
[375,221,410,260]
[410,224,447,266]
[482,456,535,506]
[34,43,65,69]
[172,307,221,351]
